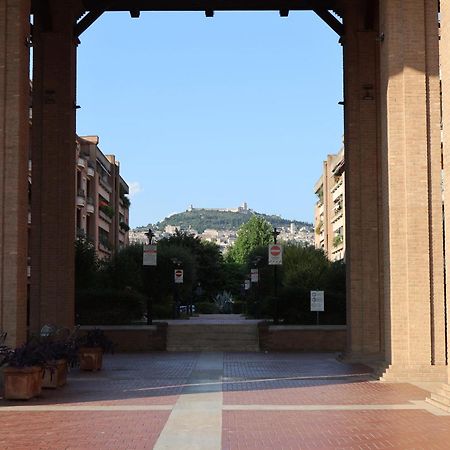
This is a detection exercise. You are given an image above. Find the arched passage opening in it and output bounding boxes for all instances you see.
[1,0,449,393]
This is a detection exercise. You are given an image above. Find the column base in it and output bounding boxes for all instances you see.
[427,383,450,412]
[378,364,447,382]
[338,351,385,367]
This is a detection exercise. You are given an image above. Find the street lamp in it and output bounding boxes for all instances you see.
[171,258,182,319]
[251,256,262,318]
[272,227,280,324]
[145,228,154,245]
[144,228,155,325]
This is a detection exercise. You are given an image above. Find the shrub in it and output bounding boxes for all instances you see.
[195,301,218,314]
[76,288,146,325]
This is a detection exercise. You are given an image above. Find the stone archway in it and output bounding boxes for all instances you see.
[1,0,449,393]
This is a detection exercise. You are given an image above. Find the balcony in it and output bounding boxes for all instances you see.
[86,197,95,214]
[99,210,112,224]
[87,162,95,178]
[99,176,112,193]
[76,189,86,207]
[77,157,86,169]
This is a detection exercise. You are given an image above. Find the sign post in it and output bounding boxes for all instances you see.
[174,269,184,284]
[142,229,156,325]
[250,268,259,283]
[269,228,281,324]
[143,244,157,266]
[268,245,283,266]
[310,290,325,325]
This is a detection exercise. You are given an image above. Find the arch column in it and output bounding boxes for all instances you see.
[30,1,78,332]
[0,0,30,347]
[378,0,446,381]
[440,0,450,384]
[343,0,384,362]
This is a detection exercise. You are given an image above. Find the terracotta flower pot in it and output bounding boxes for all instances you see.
[78,347,103,371]
[42,359,68,388]
[3,366,43,400]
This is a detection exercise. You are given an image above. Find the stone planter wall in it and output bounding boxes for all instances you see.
[79,323,168,352]
[258,323,346,352]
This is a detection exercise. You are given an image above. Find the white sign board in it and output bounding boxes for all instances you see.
[143,244,157,266]
[244,280,251,290]
[251,268,259,283]
[310,291,325,312]
[268,244,283,265]
[174,269,184,284]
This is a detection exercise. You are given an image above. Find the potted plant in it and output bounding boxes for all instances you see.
[41,339,78,388]
[1,340,48,400]
[77,329,114,371]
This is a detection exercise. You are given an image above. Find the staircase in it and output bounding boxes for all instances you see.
[166,323,260,352]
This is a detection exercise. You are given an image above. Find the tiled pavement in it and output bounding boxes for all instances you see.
[1,352,450,449]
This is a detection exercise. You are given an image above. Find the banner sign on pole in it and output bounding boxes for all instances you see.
[251,268,259,283]
[310,291,325,312]
[268,244,283,265]
[174,269,184,284]
[143,244,157,266]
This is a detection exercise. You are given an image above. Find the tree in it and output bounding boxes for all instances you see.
[75,236,99,290]
[161,230,224,300]
[226,216,273,264]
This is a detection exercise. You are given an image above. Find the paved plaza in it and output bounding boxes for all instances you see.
[1,352,450,449]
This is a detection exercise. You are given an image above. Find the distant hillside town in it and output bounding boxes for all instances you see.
[129,204,314,252]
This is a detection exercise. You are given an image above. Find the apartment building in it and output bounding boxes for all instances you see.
[314,147,345,261]
[76,136,130,258]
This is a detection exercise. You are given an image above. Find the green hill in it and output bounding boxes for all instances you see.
[138,208,312,234]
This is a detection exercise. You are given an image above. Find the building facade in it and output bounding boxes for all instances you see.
[314,147,345,261]
[76,136,130,258]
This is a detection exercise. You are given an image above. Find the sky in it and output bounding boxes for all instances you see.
[76,11,343,228]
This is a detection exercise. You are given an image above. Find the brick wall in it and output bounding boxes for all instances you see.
[258,323,346,352]
[79,323,168,352]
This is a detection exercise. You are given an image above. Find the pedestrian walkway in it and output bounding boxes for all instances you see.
[1,352,449,449]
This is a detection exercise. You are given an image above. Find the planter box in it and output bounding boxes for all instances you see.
[79,347,103,371]
[3,366,43,400]
[42,359,68,388]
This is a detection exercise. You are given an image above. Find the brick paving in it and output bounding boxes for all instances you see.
[1,352,450,449]
[222,410,450,450]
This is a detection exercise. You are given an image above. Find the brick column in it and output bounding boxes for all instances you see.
[30,1,77,332]
[343,1,384,361]
[440,0,450,385]
[378,0,446,381]
[0,0,30,346]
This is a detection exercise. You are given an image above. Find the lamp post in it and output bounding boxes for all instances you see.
[171,257,182,319]
[144,229,155,325]
[272,227,280,324]
[251,256,262,318]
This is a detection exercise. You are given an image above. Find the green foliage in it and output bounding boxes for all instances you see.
[161,230,223,299]
[101,244,144,292]
[227,216,273,264]
[333,234,343,247]
[75,237,99,290]
[120,221,130,232]
[76,288,146,325]
[252,244,346,324]
[121,196,131,208]
[195,301,219,314]
[147,209,312,234]
[99,204,115,218]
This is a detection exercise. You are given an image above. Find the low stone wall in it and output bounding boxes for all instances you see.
[258,323,346,352]
[79,323,168,352]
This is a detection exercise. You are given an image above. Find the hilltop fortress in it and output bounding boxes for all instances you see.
[186,202,250,214]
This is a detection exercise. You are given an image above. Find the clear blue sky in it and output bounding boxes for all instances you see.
[76,11,343,228]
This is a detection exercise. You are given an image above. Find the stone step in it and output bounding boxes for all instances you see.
[428,392,450,408]
[166,323,260,352]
